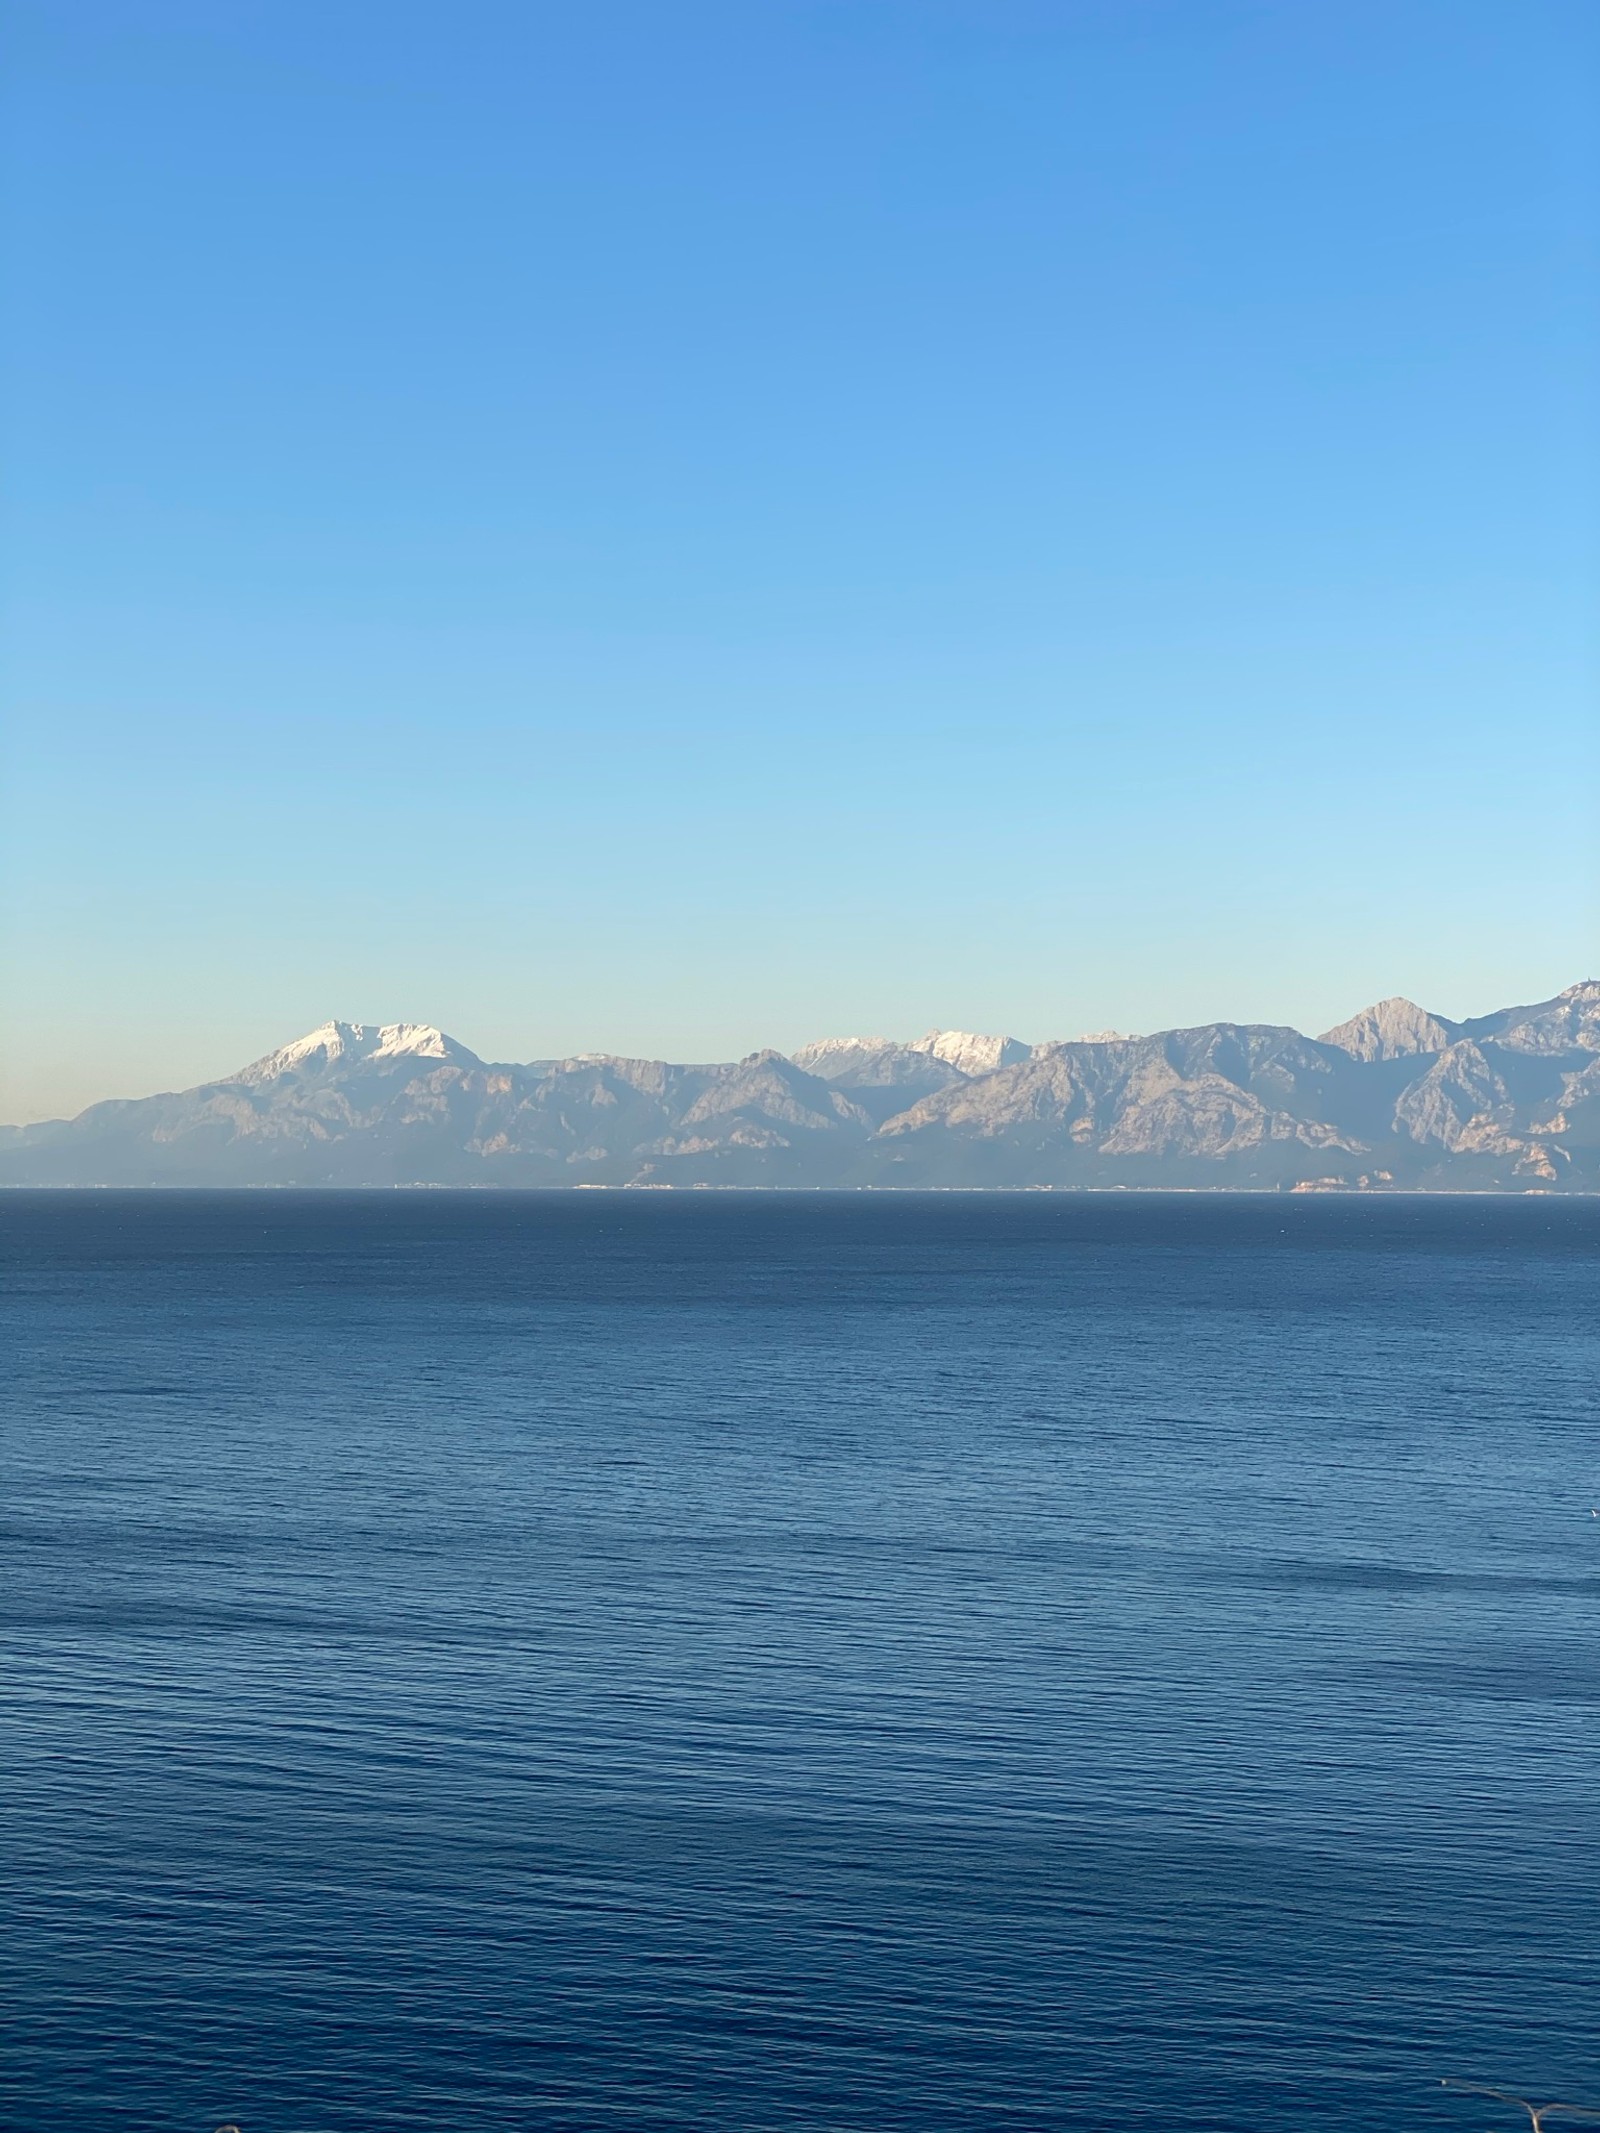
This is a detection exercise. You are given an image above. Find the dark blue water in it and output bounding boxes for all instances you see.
[3,1192,1597,2133]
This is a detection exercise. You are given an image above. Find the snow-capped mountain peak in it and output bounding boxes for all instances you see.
[908,1029,1032,1077]
[791,1031,1032,1083]
[227,1020,477,1085]
[788,1036,899,1077]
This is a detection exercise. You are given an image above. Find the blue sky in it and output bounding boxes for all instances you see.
[4,0,1597,1118]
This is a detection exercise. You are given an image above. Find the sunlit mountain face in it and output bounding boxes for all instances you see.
[3,986,1597,1191]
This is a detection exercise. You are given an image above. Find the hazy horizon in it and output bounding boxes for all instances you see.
[5,1,1597,1121]
[7,971,1596,1127]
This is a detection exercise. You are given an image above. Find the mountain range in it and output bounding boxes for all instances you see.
[3,982,1597,1191]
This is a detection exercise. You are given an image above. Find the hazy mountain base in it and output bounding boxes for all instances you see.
[3,983,1597,1191]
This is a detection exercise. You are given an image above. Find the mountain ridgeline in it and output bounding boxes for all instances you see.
[4,984,1598,1191]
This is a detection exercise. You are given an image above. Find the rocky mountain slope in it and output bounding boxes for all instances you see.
[4,988,1597,1190]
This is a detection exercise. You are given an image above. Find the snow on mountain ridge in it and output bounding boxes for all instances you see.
[790,1031,1032,1082]
[788,1036,899,1071]
[229,1020,476,1084]
[909,1029,1033,1076]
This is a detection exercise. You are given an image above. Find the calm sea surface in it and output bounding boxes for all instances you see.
[3,1191,1597,2133]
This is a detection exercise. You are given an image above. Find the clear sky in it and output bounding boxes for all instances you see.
[3,0,1597,1120]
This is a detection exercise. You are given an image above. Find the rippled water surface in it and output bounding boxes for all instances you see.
[3,1191,1597,2133]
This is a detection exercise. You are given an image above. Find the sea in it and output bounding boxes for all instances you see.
[3,1190,1597,2133]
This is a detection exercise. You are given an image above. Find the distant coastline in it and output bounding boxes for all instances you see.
[5,983,1596,1194]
